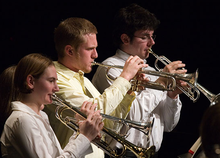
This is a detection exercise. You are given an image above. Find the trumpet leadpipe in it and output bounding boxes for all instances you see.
[92,61,124,69]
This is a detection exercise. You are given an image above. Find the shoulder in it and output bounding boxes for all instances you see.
[8,112,36,126]
[4,112,37,137]
[40,110,49,120]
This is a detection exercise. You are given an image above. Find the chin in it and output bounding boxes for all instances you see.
[48,99,53,104]
[84,68,92,73]
[45,98,53,105]
[144,54,149,59]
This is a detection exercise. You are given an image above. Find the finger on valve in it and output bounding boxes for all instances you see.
[121,56,148,81]
[80,101,97,116]
[163,61,187,74]
[80,111,103,141]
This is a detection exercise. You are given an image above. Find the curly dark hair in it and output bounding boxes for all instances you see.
[112,3,160,47]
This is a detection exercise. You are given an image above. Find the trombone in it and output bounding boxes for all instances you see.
[148,48,200,102]
[92,62,198,92]
[51,93,156,158]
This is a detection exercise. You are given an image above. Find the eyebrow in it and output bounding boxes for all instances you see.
[47,77,58,81]
[142,33,151,36]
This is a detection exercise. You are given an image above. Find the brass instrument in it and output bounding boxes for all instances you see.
[148,48,200,102]
[92,61,198,92]
[151,47,220,158]
[178,87,220,158]
[51,93,156,158]
[196,83,220,106]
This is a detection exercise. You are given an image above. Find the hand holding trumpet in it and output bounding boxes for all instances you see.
[120,55,148,81]
[156,60,188,99]
[77,101,104,141]
[147,48,200,102]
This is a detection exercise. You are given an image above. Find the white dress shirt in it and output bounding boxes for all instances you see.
[92,49,182,152]
[1,101,93,158]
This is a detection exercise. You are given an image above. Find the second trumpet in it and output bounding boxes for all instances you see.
[92,61,198,92]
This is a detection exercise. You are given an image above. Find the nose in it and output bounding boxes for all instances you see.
[53,82,59,92]
[92,49,98,59]
[148,38,155,47]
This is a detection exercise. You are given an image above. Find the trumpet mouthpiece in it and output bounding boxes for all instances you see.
[148,48,153,53]
[91,61,96,66]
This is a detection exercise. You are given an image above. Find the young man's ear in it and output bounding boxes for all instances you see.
[64,45,74,56]
[26,75,34,89]
[120,34,130,44]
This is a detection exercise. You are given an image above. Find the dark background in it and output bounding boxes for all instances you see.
[1,0,220,157]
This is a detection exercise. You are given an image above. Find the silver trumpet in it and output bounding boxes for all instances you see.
[51,93,156,158]
[178,87,220,158]
[148,48,200,102]
[196,84,220,106]
[149,48,220,158]
[92,61,198,92]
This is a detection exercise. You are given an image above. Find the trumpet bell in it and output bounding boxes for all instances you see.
[210,94,220,106]
[177,69,199,86]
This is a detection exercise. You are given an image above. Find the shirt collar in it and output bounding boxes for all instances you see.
[53,61,86,93]
[54,61,85,80]
[11,101,44,117]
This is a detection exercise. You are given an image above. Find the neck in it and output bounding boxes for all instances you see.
[119,46,134,57]
[20,94,42,115]
[58,58,79,72]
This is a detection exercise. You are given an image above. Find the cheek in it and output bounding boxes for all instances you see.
[133,42,144,50]
[36,83,51,93]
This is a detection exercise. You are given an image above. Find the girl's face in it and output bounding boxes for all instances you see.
[32,65,59,105]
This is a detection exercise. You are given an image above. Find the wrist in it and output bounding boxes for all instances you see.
[120,75,130,81]
[167,91,178,99]
[127,90,136,96]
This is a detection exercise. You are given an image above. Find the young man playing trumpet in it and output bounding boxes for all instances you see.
[92,3,187,158]
[44,17,149,158]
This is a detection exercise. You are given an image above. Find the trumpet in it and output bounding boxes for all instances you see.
[148,48,200,102]
[51,93,156,158]
[196,84,220,106]
[178,86,220,158]
[92,61,198,92]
